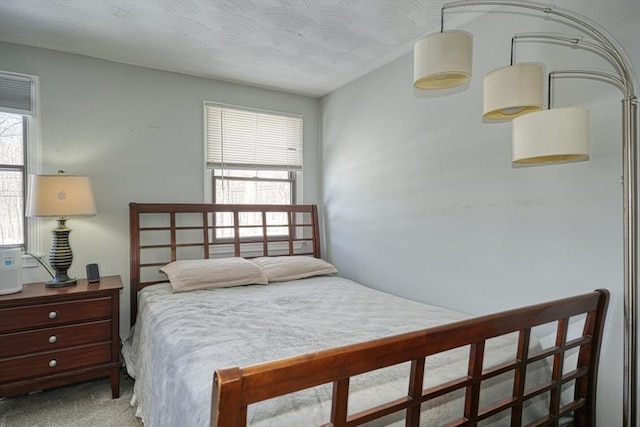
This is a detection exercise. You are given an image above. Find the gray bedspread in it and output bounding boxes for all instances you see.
[122,276,550,426]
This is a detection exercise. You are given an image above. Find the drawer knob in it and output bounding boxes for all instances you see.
[48,335,58,344]
[48,359,58,368]
[48,311,58,319]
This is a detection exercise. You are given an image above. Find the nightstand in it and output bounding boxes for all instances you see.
[0,275,123,398]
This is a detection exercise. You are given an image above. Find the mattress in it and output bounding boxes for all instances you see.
[122,276,550,426]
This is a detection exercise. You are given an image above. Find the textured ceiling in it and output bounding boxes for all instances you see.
[0,0,471,98]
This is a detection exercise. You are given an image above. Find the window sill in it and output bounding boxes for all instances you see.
[22,253,42,269]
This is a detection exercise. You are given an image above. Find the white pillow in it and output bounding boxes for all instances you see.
[160,257,268,293]
[249,256,338,283]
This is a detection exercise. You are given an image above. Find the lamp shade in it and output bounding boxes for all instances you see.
[26,174,96,217]
[512,107,589,164]
[483,63,544,120]
[413,31,473,90]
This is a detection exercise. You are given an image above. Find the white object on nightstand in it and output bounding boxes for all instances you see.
[0,248,22,295]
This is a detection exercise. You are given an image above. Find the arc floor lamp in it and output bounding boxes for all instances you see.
[413,1,637,425]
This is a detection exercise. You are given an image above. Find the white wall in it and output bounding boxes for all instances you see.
[321,0,638,425]
[0,42,321,337]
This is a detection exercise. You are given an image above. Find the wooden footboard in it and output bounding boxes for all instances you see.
[212,289,609,427]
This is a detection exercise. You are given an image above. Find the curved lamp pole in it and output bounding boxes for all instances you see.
[416,1,638,425]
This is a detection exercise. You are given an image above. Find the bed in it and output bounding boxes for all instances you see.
[123,203,609,427]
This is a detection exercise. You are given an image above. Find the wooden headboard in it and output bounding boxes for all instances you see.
[129,203,321,326]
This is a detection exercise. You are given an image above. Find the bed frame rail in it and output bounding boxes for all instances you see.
[129,203,321,326]
[212,289,609,427]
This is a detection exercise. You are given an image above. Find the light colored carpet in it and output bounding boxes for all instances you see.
[0,372,142,427]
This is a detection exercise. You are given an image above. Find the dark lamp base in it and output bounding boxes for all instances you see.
[46,218,77,288]
[46,273,78,288]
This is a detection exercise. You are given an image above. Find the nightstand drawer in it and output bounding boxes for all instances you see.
[0,342,112,382]
[0,320,112,358]
[0,297,112,332]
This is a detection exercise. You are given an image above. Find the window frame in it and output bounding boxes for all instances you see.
[210,169,299,244]
[0,114,28,249]
[203,102,304,248]
[211,169,297,205]
[203,101,304,206]
[0,71,42,262]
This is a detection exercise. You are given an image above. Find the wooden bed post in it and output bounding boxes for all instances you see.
[202,211,210,259]
[212,367,247,427]
[129,202,140,327]
[311,204,321,258]
[574,288,610,426]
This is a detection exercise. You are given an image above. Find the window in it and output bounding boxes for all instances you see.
[0,113,25,247]
[0,72,37,250]
[212,169,295,204]
[204,102,303,240]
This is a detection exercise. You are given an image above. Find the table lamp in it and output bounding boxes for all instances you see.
[26,171,96,287]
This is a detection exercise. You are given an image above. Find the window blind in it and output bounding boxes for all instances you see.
[205,103,303,170]
[0,72,34,116]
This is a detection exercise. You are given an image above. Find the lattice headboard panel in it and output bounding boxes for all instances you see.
[129,203,321,325]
